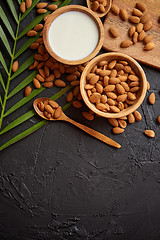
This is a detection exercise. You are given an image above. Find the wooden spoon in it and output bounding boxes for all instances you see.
[86,0,112,18]
[33,98,121,149]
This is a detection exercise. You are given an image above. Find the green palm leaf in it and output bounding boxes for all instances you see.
[0,73,5,91]
[17,0,22,4]
[60,0,71,7]
[15,32,41,59]
[8,71,37,99]
[0,95,2,107]
[4,87,45,117]
[6,0,19,23]
[0,51,8,74]
[10,55,34,80]
[0,26,12,56]
[0,6,15,39]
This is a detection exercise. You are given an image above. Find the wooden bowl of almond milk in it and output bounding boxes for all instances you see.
[43,5,104,65]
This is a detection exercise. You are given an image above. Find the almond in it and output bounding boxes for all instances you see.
[108,118,119,127]
[34,24,43,31]
[99,70,111,77]
[30,42,39,49]
[27,30,38,37]
[129,26,136,37]
[120,9,128,21]
[121,82,130,92]
[96,103,107,111]
[47,4,58,11]
[144,130,155,138]
[118,102,124,110]
[129,82,139,87]
[115,63,124,71]
[73,86,80,96]
[148,92,155,104]
[54,79,66,87]
[118,119,127,128]
[20,2,26,13]
[127,92,136,101]
[133,110,142,121]
[157,116,160,124]
[112,127,124,134]
[38,101,44,112]
[109,77,120,84]
[66,92,73,102]
[138,30,145,41]
[116,84,125,95]
[66,66,78,73]
[44,66,50,77]
[46,74,55,82]
[144,42,155,51]
[104,85,115,92]
[54,106,62,119]
[25,0,32,9]
[129,16,140,24]
[132,8,143,17]
[121,40,133,48]
[42,82,53,88]
[70,80,80,86]
[82,112,94,121]
[36,74,45,82]
[100,95,107,103]
[96,83,103,94]
[45,104,55,114]
[106,92,117,99]
[85,84,94,90]
[111,4,120,15]
[109,26,118,38]
[99,4,105,13]
[25,86,32,97]
[136,23,143,33]
[34,54,44,61]
[133,32,138,44]
[147,81,150,90]
[89,75,99,85]
[136,2,146,12]
[98,60,108,67]
[67,74,77,82]
[141,13,150,24]
[118,76,127,82]
[44,111,51,119]
[128,113,135,124]
[144,21,152,31]
[37,9,47,14]
[110,106,120,113]
[89,93,101,103]
[72,100,83,108]
[29,60,39,70]
[143,34,153,44]
[117,94,127,102]
[12,61,18,72]
[49,100,59,108]
[107,98,116,106]
[130,86,140,92]
[33,78,41,88]
[37,2,48,8]
[128,75,139,81]
[39,68,46,78]
[108,60,117,69]
[91,1,99,11]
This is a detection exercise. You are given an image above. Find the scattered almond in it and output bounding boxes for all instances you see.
[37,9,47,14]
[112,127,124,134]
[42,82,54,88]
[120,9,128,21]
[12,61,18,72]
[143,34,153,44]
[141,13,150,24]
[27,30,38,37]
[109,26,118,38]
[66,92,73,102]
[34,24,43,31]
[129,16,140,24]
[72,100,83,108]
[144,130,155,138]
[25,0,32,9]
[148,92,155,104]
[108,118,119,127]
[47,4,58,11]
[136,2,146,12]
[133,110,142,121]
[82,112,94,121]
[143,21,152,31]
[33,78,41,89]
[144,42,155,51]
[54,79,66,87]
[157,116,160,124]
[36,2,48,8]
[111,4,120,15]
[20,2,26,13]
[147,81,150,90]
[25,86,32,97]
[128,113,135,124]
[121,40,133,48]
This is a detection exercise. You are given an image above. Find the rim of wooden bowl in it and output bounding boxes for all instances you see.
[80,52,147,118]
[43,5,104,65]
[86,0,112,18]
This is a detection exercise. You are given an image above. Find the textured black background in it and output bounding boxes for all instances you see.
[0,0,160,239]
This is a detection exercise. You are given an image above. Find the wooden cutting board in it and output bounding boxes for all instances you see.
[103,0,160,69]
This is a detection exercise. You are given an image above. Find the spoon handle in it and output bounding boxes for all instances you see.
[64,116,121,149]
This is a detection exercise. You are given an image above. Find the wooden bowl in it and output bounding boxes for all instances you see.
[86,0,112,18]
[80,52,147,118]
[43,5,104,65]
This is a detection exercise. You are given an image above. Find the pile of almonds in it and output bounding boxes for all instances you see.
[90,0,107,14]
[110,2,155,51]
[37,99,62,119]
[85,58,140,113]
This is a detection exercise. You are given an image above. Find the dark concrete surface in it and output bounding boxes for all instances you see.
[0,0,160,239]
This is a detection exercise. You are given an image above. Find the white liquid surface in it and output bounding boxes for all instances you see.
[48,11,99,61]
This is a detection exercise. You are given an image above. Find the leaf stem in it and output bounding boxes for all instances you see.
[0,14,21,129]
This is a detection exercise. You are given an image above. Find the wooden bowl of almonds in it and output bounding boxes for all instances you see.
[80,52,147,118]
